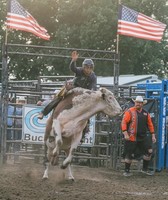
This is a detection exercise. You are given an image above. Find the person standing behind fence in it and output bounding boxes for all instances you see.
[7,97,15,152]
[14,97,26,152]
[36,89,59,107]
[121,96,156,176]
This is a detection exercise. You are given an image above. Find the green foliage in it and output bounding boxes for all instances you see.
[118,0,168,78]
[0,0,168,80]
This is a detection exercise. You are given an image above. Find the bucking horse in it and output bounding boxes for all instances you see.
[42,87,122,180]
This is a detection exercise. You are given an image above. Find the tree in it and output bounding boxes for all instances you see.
[118,0,168,78]
[0,0,167,80]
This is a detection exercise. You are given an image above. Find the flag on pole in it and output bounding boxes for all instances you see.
[117,5,167,42]
[6,0,50,40]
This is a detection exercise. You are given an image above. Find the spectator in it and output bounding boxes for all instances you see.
[36,99,51,107]
[14,97,26,152]
[121,96,156,176]
[37,89,60,107]
[7,97,15,151]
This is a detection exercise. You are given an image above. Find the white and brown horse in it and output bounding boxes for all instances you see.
[42,87,122,180]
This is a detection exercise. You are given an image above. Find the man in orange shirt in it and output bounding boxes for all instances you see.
[121,96,156,176]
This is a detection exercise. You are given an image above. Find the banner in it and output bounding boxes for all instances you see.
[22,104,95,146]
[22,104,51,143]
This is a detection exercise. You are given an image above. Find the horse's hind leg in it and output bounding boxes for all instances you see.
[52,119,62,156]
[42,142,52,179]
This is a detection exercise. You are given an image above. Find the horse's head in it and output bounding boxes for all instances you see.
[99,87,122,117]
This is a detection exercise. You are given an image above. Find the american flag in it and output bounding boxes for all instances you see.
[6,0,50,40]
[117,5,167,42]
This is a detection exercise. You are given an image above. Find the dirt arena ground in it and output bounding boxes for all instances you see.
[0,161,168,200]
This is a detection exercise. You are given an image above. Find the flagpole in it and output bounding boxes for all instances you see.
[0,40,9,164]
[5,0,10,45]
[116,0,121,54]
[113,0,121,97]
[116,33,119,54]
[0,2,9,164]
[5,28,8,45]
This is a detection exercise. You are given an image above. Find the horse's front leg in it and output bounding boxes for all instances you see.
[52,119,62,156]
[61,149,74,180]
[42,143,52,179]
[61,148,73,169]
[61,133,82,169]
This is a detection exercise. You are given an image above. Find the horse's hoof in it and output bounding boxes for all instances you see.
[42,176,48,180]
[68,177,75,182]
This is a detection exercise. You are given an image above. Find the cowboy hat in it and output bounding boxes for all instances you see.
[132,96,147,104]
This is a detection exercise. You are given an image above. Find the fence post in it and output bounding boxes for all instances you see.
[0,44,8,164]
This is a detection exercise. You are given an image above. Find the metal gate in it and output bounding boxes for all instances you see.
[1,44,119,164]
[0,78,159,171]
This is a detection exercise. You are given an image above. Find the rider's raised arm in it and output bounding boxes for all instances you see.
[69,59,78,74]
[69,51,80,74]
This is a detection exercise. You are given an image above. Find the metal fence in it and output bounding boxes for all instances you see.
[0,78,158,171]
